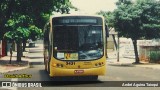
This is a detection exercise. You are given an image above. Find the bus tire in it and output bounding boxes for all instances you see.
[92,75,98,81]
[44,60,47,71]
[48,61,50,74]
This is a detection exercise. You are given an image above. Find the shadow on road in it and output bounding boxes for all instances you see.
[39,69,104,87]
[29,62,44,68]
[29,62,44,65]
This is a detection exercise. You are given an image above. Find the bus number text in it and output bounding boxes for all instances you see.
[66,62,75,65]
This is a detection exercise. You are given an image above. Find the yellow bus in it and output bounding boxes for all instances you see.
[43,15,108,80]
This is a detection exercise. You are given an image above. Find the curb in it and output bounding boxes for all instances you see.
[0,63,30,74]
[108,62,134,66]
[108,61,160,70]
[24,56,43,59]
[28,49,43,53]
[134,65,160,70]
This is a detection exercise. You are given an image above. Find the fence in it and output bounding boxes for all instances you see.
[139,46,160,63]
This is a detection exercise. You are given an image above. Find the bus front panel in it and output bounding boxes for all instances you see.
[49,16,106,77]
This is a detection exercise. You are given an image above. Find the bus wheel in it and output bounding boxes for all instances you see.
[44,60,47,71]
[92,75,98,81]
[48,62,50,74]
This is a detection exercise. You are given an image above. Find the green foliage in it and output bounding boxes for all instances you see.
[29,25,42,41]
[114,1,143,39]
[116,0,133,6]
[4,14,42,42]
[1,0,74,61]
[114,0,160,39]
[0,0,74,40]
[5,27,30,41]
[5,14,33,28]
[139,0,160,39]
[99,0,160,63]
[149,51,160,63]
[4,14,31,41]
[97,11,114,30]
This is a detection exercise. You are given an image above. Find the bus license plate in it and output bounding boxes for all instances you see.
[74,70,84,74]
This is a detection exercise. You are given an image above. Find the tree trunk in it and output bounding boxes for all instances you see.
[106,37,108,58]
[23,40,27,52]
[132,39,140,64]
[17,40,22,62]
[112,35,117,50]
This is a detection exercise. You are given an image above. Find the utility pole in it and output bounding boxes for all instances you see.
[117,33,119,62]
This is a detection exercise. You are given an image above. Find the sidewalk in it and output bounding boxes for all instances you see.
[107,52,160,70]
[0,56,29,73]
[0,43,43,73]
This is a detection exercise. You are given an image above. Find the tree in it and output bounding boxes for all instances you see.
[28,25,42,41]
[16,0,75,29]
[4,14,33,61]
[1,0,74,62]
[0,0,75,38]
[0,0,75,36]
[114,0,160,63]
[137,0,160,39]
[0,0,11,40]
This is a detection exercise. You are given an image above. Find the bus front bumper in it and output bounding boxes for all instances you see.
[49,66,106,77]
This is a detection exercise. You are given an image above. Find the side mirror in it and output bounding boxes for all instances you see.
[105,25,109,37]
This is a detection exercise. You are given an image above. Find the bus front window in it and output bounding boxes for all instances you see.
[53,26,104,60]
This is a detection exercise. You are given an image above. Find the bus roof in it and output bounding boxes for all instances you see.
[50,14,104,19]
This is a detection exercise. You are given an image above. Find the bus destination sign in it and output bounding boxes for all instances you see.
[59,19,97,24]
[52,16,102,25]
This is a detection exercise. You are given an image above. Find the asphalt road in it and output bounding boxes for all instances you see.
[1,50,160,90]
[2,63,160,90]
[5,63,160,81]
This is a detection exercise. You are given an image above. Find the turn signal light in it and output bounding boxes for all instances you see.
[56,63,64,68]
[95,62,104,67]
[52,63,57,67]
[52,63,64,68]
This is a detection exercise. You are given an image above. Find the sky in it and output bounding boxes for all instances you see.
[70,0,118,14]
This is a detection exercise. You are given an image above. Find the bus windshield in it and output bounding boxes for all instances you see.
[53,25,104,60]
